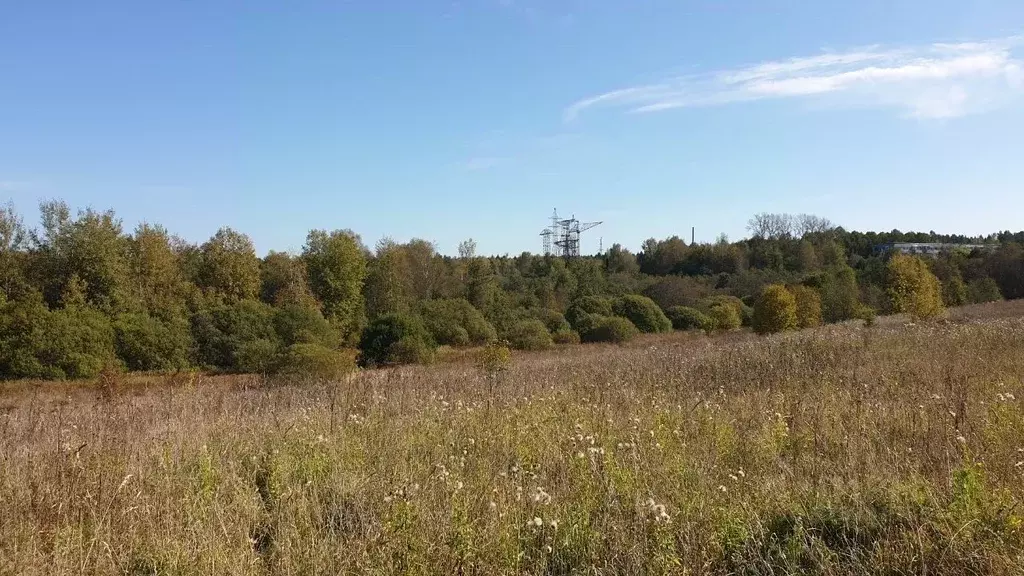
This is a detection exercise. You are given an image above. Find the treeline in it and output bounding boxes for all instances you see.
[1,201,1022,379]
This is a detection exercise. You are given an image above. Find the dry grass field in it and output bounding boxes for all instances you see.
[2,302,1024,575]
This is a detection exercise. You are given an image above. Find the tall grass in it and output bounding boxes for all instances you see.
[1,309,1023,574]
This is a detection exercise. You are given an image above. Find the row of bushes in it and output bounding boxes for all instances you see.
[3,254,956,376]
[0,292,358,380]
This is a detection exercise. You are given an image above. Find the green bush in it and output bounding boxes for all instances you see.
[582,316,639,344]
[234,338,280,374]
[0,291,58,379]
[359,314,436,367]
[967,277,1002,304]
[573,313,606,342]
[189,300,280,372]
[530,308,571,334]
[611,295,671,333]
[787,285,823,329]
[666,306,712,331]
[565,296,613,329]
[699,294,752,327]
[507,319,554,351]
[42,304,118,379]
[273,304,338,348]
[707,303,742,331]
[277,343,356,380]
[753,284,798,335]
[941,275,968,307]
[114,313,192,372]
[387,336,436,365]
[552,329,581,345]
[419,298,496,346]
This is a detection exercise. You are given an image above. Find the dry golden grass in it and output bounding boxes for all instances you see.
[2,304,1023,574]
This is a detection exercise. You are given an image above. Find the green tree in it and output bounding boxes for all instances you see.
[197,227,261,302]
[886,253,945,320]
[364,238,410,319]
[129,223,189,318]
[0,202,28,298]
[604,243,639,274]
[32,201,132,311]
[303,229,368,344]
[403,239,440,302]
[753,284,798,335]
[810,265,860,323]
[465,257,496,311]
[260,251,316,307]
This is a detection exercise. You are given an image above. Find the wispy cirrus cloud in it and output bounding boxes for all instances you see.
[565,36,1024,121]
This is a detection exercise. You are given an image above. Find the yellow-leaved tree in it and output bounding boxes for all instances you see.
[787,284,823,329]
[753,284,798,335]
[885,253,945,320]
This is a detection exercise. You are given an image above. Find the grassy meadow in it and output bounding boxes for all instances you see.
[2,302,1024,575]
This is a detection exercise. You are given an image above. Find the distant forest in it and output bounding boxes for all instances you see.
[1,200,1022,379]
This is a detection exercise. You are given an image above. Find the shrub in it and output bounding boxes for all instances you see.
[886,254,945,320]
[419,298,496,346]
[941,275,968,307]
[0,291,59,379]
[530,308,571,334]
[113,312,192,372]
[573,313,606,342]
[234,338,280,374]
[856,305,877,327]
[551,329,581,345]
[582,316,639,344]
[611,295,672,333]
[787,285,823,329]
[967,277,1002,304]
[699,294,751,327]
[273,305,338,348]
[807,265,860,323]
[665,306,714,331]
[277,343,356,380]
[753,284,798,335]
[565,296,613,329]
[190,299,280,371]
[359,314,436,367]
[708,303,742,331]
[42,304,118,379]
[507,319,554,351]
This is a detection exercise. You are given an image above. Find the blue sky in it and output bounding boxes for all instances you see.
[2,1,1024,256]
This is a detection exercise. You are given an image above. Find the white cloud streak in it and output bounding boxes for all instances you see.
[565,37,1024,121]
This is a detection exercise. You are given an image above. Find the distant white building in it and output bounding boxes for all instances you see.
[881,243,994,257]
